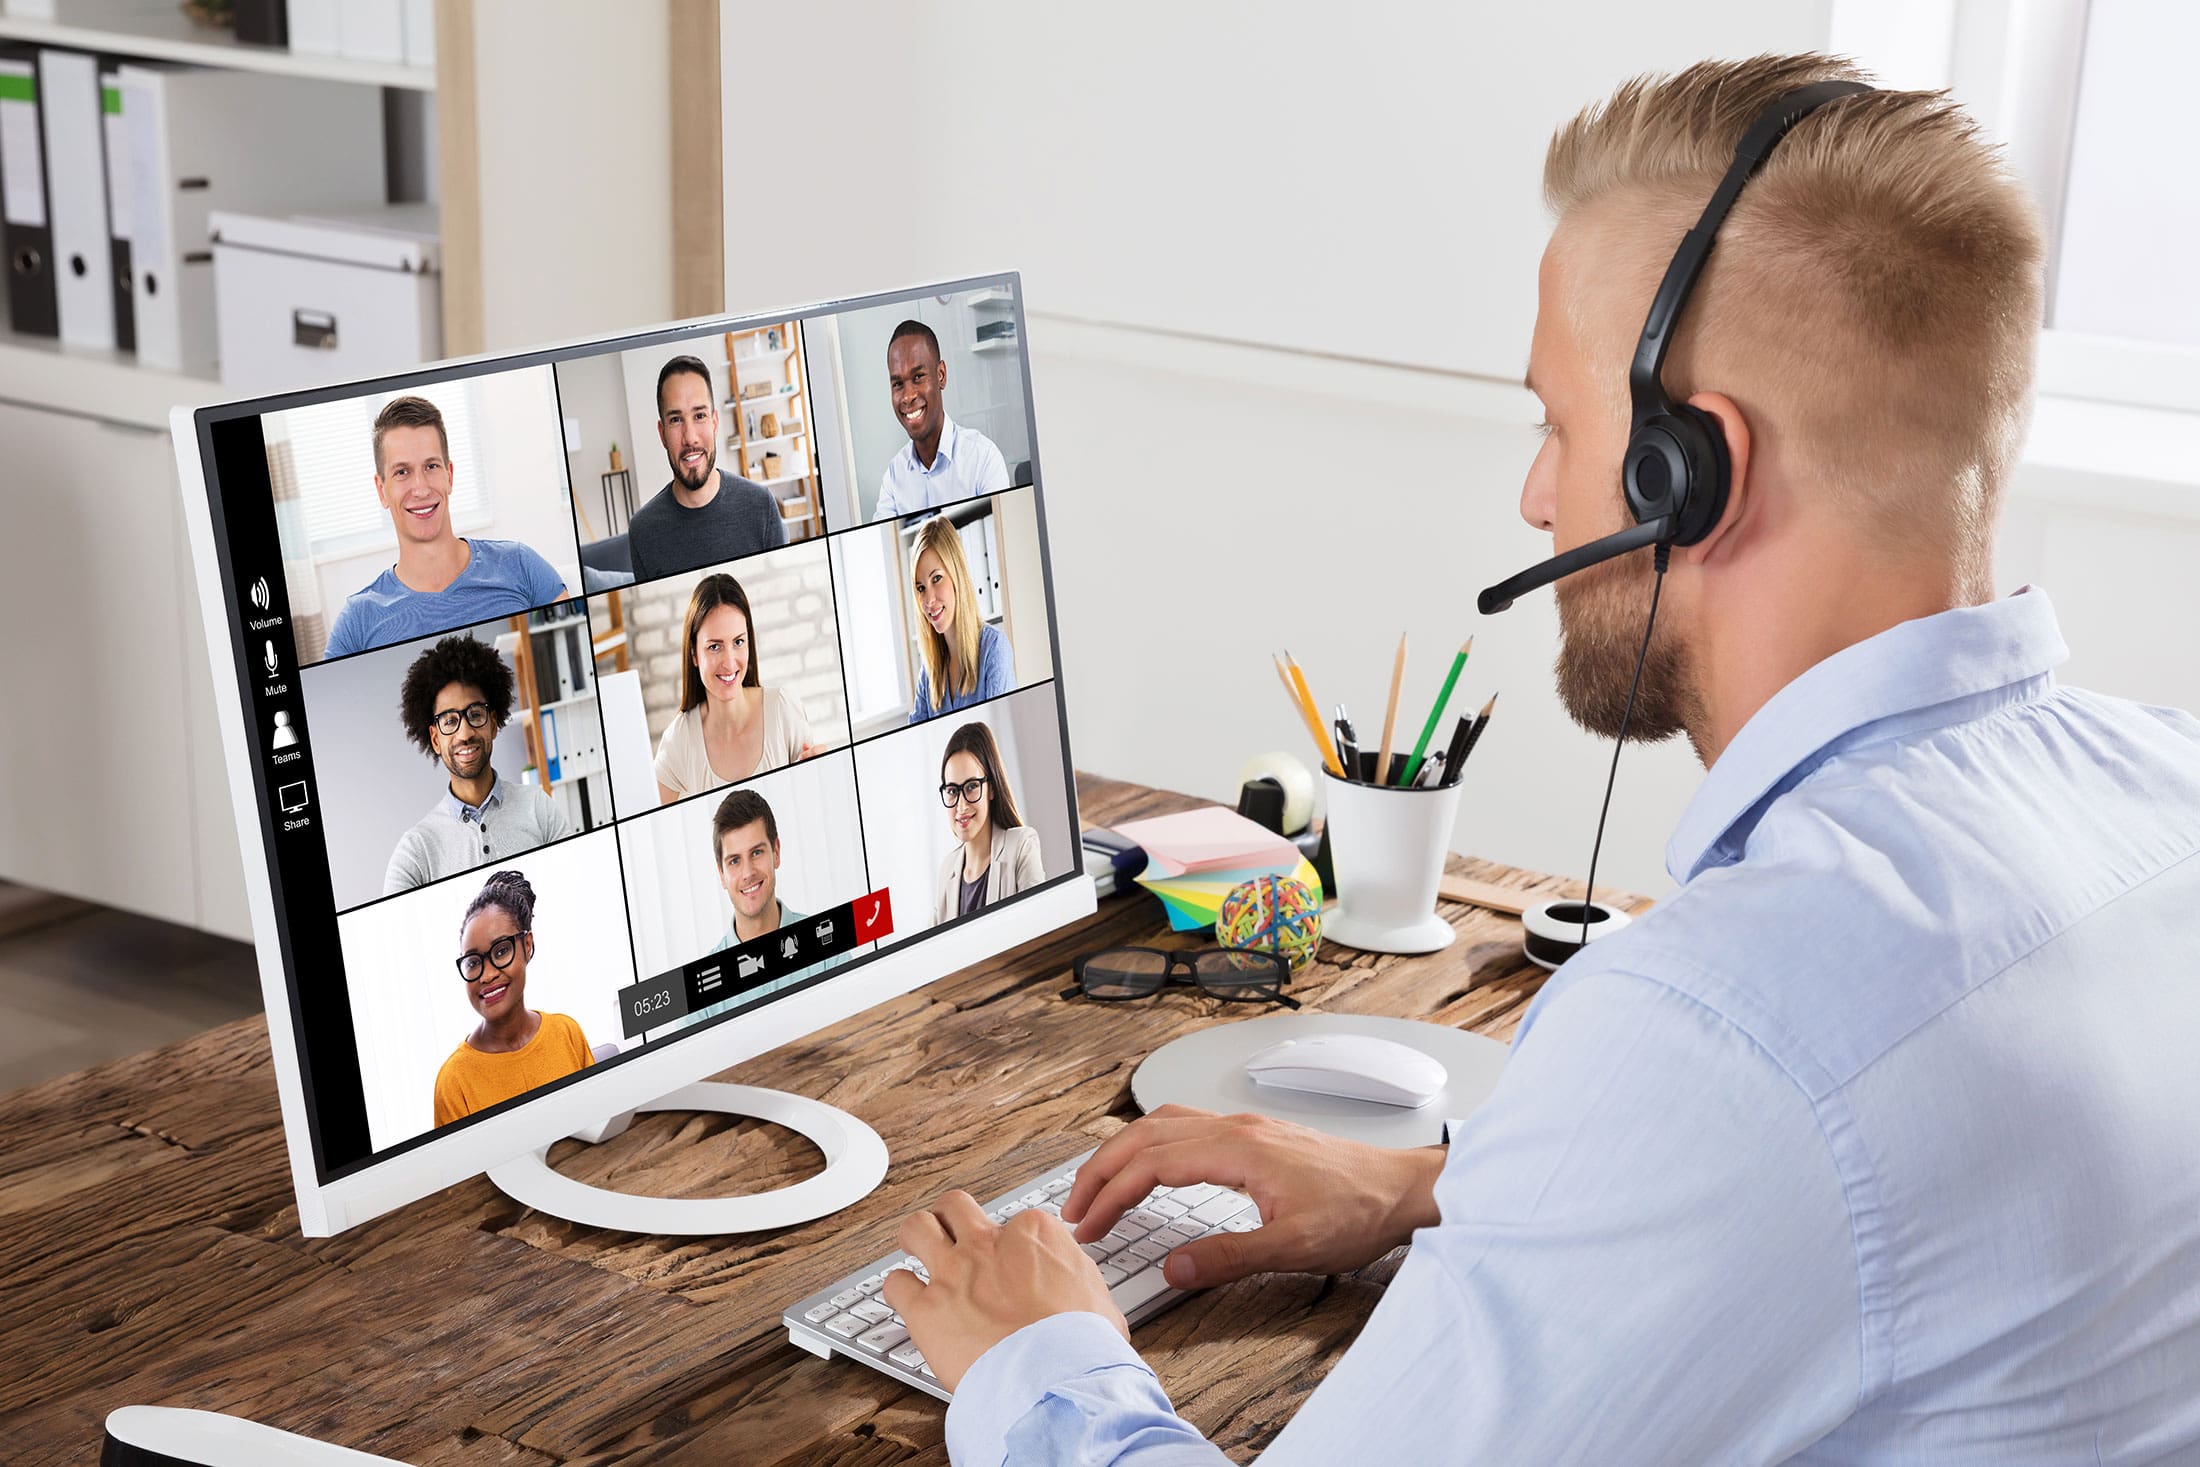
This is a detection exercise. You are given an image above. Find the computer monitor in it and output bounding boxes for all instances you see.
[173,273,1093,1237]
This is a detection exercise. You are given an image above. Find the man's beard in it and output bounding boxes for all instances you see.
[1552,549,1700,747]
[677,445,717,491]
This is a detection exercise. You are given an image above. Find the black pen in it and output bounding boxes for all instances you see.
[1449,693,1499,785]
[1438,713,1473,787]
[1334,706,1363,783]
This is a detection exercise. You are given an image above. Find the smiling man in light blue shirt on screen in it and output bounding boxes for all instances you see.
[872,319,1011,520]
[878,56,2200,1465]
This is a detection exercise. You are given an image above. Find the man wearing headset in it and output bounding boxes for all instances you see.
[881,55,2200,1463]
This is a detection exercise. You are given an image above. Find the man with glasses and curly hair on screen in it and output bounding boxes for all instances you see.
[385,632,571,894]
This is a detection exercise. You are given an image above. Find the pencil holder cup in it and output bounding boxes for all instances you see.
[1319,757,1464,954]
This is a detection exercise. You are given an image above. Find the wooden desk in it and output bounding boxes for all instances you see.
[0,775,1639,1466]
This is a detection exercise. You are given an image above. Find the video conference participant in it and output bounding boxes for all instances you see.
[870,319,1011,520]
[386,634,570,894]
[884,57,2200,1464]
[680,788,850,1028]
[655,573,822,803]
[932,721,1044,924]
[908,515,1015,724]
[323,396,570,659]
[432,870,593,1126]
[626,355,787,582]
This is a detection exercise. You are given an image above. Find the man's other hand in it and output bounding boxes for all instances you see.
[882,1190,1126,1393]
[1061,1105,1446,1288]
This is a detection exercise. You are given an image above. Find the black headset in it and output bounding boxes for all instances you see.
[1477,79,1872,616]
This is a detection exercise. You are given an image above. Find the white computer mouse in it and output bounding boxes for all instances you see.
[1243,1033,1448,1109]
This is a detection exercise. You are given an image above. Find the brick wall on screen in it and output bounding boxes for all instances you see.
[623,549,846,745]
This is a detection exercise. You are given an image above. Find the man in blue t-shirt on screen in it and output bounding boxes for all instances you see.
[320,395,569,659]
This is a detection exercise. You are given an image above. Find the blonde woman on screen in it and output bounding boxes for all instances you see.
[655,573,821,803]
[908,514,1016,724]
[933,720,1044,924]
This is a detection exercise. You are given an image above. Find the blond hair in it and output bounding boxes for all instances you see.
[911,516,982,711]
[1543,54,2043,587]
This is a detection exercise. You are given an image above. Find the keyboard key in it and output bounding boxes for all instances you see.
[1223,1215,1261,1232]
[1099,1263,1128,1285]
[824,1312,868,1339]
[1020,1190,1050,1206]
[1044,1178,1071,1195]
[998,1202,1026,1218]
[857,1321,911,1353]
[1127,1208,1168,1231]
[1154,1224,1202,1248]
[1149,1197,1189,1219]
[888,1341,927,1369]
[1187,1192,1252,1228]
[1103,1226,1145,1250]
[829,1289,861,1310]
[1080,1242,1113,1263]
[802,1300,840,1324]
[1172,1184,1221,1208]
[1035,1200,1063,1217]
[851,1298,895,1324]
[1110,1266,1173,1314]
[1124,1241,1169,1268]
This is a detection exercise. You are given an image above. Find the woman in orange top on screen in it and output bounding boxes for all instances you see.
[432,869,593,1126]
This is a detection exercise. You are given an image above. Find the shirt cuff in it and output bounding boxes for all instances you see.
[944,1310,1159,1466]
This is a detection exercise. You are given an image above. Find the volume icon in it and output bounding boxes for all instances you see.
[249,576,271,612]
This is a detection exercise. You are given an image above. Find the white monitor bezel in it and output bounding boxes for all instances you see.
[173,273,1094,1237]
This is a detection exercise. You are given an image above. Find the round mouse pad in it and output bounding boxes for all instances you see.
[1130,1012,1509,1148]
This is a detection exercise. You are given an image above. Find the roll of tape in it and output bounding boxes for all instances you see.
[1520,898,1632,971]
[1237,751,1316,835]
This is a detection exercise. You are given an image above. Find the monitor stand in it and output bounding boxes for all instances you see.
[486,1081,887,1235]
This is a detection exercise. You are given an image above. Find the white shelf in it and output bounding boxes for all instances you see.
[726,385,799,407]
[752,471,810,488]
[0,327,215,431]
[0,1,434,91]
[966,288,1015,307]
[971,337,1019,354]
[736,431,805,449]
[730,347,795,372]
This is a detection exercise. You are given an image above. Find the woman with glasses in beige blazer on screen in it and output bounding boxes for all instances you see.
[933,720,1044,925]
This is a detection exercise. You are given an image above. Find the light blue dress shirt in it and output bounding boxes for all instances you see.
[910,622,1016,724]
[946,587,2200,1465]
[873,415,1012,520]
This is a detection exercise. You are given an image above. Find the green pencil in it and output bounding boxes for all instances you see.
[1400,636,1471,785]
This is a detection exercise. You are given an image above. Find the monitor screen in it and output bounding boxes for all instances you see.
[188,276,1078,1182]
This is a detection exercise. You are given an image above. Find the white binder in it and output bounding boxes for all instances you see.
[37,49,112,349]
[120,64,384,373]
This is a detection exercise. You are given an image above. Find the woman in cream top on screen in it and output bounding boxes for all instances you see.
[933,720,1045,925]
[908,514,1016,724]
[656,572,821,803]
[433,870,593,1127]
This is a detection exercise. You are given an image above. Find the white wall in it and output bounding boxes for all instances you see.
[721,1,2200,903]
[471,0,674,351]
[726,3,1837,894]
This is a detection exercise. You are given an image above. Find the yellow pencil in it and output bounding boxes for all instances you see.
[1375,633,1408,785]
[1280,651,1345,778]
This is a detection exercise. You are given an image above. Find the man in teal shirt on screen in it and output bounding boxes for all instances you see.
[879,55,2200,1464]
[680,788,847,1030]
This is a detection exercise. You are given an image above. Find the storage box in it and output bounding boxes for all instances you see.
[760,452,783,479]
[210,203,440,394]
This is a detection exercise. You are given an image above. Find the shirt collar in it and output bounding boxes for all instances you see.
[1666,586,2069,884]
[902,415,960,476]
[443,773,504,825]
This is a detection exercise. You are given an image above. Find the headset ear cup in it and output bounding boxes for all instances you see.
[1666,405,1731,546]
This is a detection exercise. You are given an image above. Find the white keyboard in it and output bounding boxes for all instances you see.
[782,1147,1262,1400]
